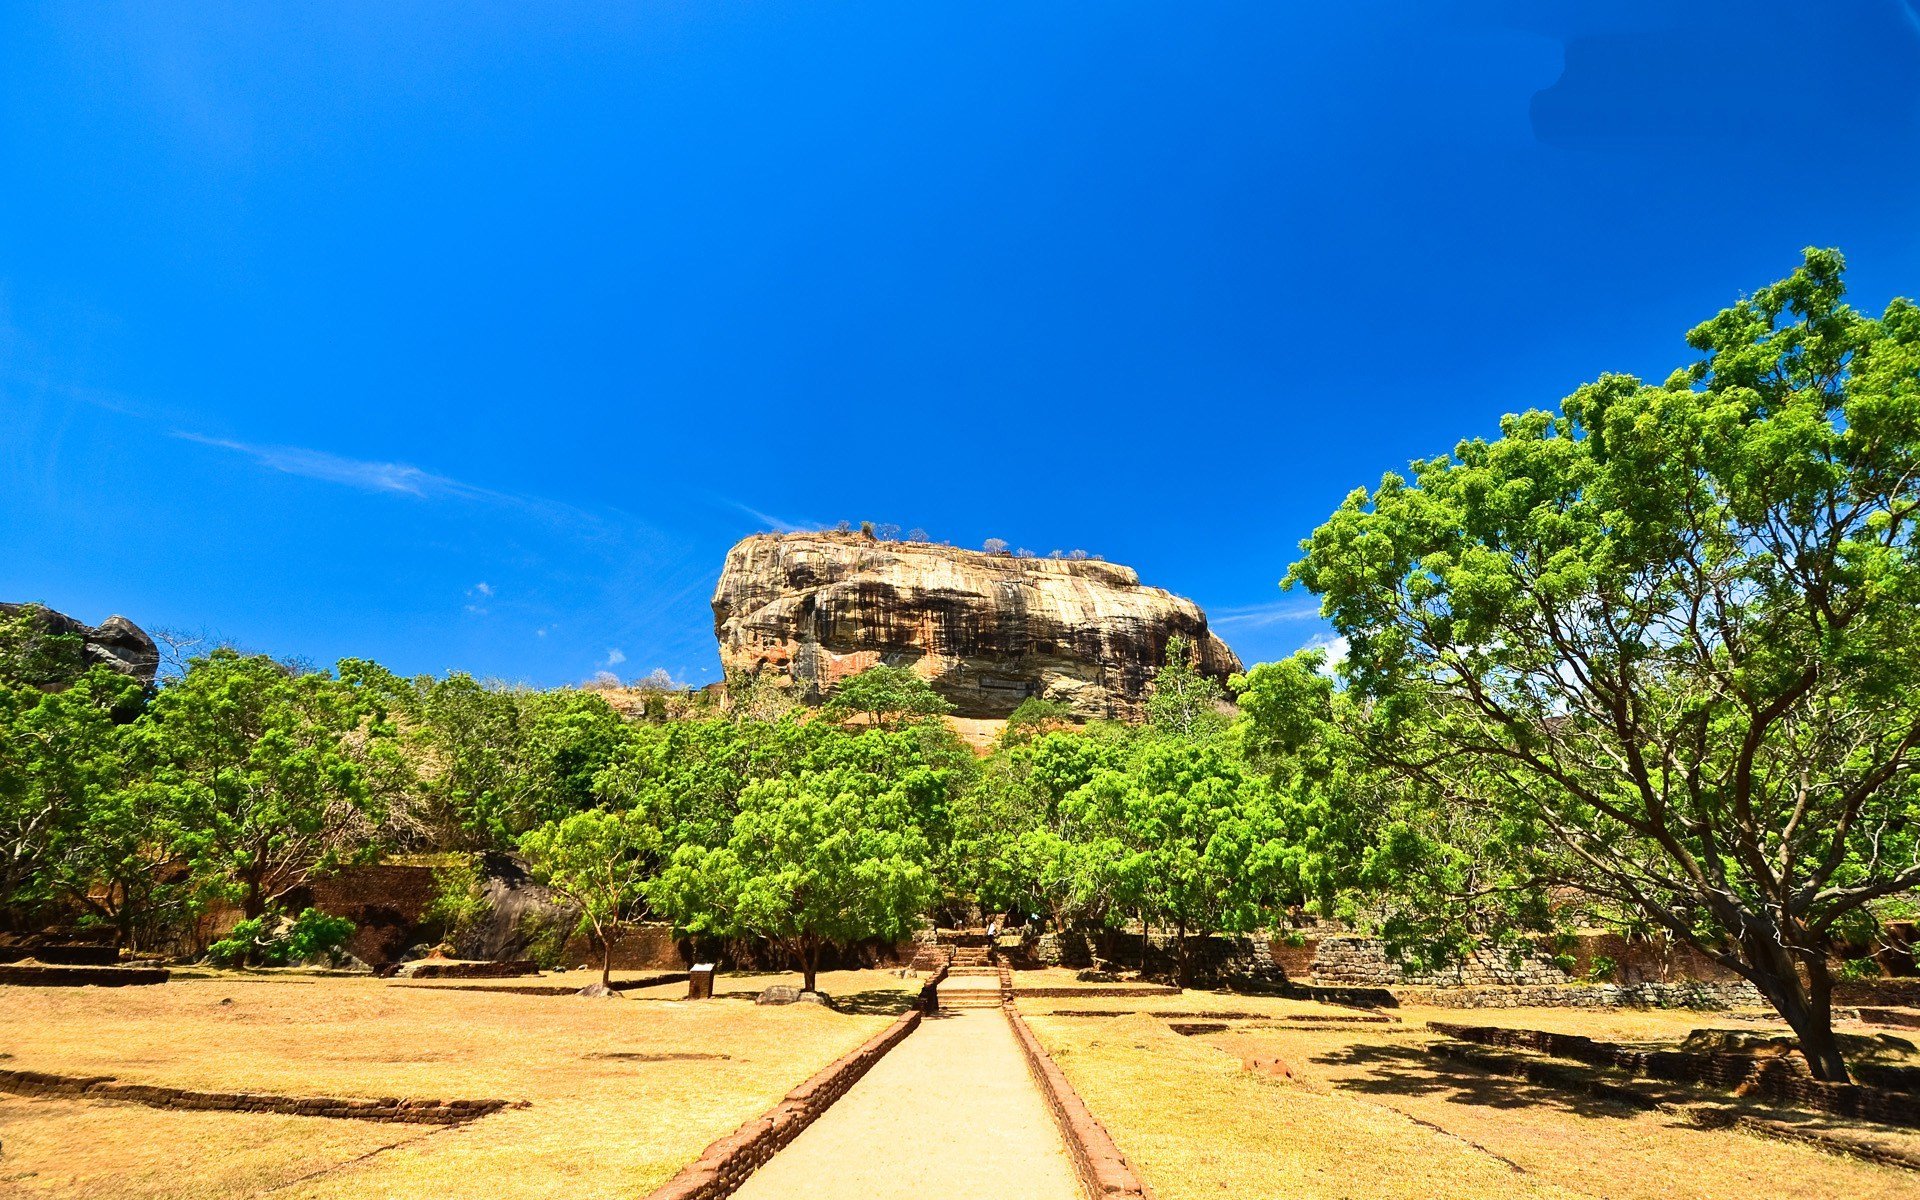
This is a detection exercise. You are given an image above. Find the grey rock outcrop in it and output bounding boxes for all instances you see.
[0,602,159,687]
[712,533,1240,720]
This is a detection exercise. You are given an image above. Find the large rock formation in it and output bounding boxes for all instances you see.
[712,533,1240,720]
[0,602,159,687]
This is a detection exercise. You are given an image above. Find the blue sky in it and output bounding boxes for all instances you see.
[4,2,1919,686]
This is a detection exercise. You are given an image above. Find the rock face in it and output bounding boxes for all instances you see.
[711,533,1240,720]
[0,602,159,687]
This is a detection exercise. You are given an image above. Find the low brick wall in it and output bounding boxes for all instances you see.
[1005,1004,1155,1199]
[391,971,688,997]
[644,1009,923,1200]
[1397,981,1759,1010]
[1012,985,1182,999]
[0,1068,516,1124]
[0,964,169,987]
[404,959,539,979]
[1430,1022,1919,1128]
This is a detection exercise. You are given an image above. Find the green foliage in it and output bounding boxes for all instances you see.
[0,603,91,690]
[1067,736,1303,983]
[284,907,357,962]
[519,807,660,984]
[1000,697,1075,746]
[1145,636,1227,739]
[821,664,954,731]
[1835,957,1883,983]
[423,855,491,943]
[1587,954,1618,983]
[206,906,356,968]
[1286,248,1920,1080]
[651,764,938,991]
[365,668,635,849]
[0,665,149,931]
[139,649,394,919]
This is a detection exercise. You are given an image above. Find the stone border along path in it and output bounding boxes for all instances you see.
[0,1068,521,1124]
[728,1008,1088,1200]
[648,969,1156,1200]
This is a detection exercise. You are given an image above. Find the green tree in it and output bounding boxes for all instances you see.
[1069,737,1298,985]
[822,664,954,731]
[140,650,390,919]
[947,725,1131,930]
[351,666,634,849]
[0,666,147,933]
[1145,635,1227,739]
[651,768,937,992]
[1000,697,1075,746]
[1288,249,1920,1081]
[519,808,661,987]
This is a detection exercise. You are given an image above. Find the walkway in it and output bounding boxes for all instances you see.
[730,1009,1082,1200]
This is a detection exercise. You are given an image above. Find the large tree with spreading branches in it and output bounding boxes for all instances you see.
[1290,249,1920,1080]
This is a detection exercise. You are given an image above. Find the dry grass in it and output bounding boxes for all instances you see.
[1025,1001,1920,1200]
[1019,989,1383,1020]
[0,1097,403,1198]
[0,969,917,1199]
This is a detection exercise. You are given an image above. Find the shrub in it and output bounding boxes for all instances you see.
[1587,954,1618,983]
[285,908,356,963]
[424,856,491,944]
[205,907,356,968]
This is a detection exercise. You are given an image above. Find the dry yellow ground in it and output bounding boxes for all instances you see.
[0,970,917,1199]
[1025,1005,1920,1200]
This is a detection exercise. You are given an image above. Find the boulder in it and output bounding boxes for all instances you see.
[712,533,1240,721]
[756,985,802,1005]
[446,853,579,964]
[0,602,159,687]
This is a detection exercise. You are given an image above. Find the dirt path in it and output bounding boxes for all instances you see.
[730,1009,1082,1200]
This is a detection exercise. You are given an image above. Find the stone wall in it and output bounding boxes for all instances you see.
[1305,937,1572,988]
[644,1009,923,1200]
[1025,927,1277,985]
[1279,933,1750,989]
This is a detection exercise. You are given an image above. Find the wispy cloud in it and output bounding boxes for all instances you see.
[175,432,492,499]
[472,581,494,598]
[723,499,815,534]
[1208,599,1323,628]
[603,647,626,668]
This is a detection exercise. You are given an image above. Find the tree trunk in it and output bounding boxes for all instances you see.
[1175,920,1191,989]
[241,877,266,921]
[801,938,819,994]
[601,933,613,989]
[1743,932,1850,1082]
[1140,910,1150,975]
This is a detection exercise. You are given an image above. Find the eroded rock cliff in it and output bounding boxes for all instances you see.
[711,533,1240,720]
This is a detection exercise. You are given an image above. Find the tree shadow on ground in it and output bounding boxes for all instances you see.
[828,990,920,1017]
[1305,1038,1701,1123]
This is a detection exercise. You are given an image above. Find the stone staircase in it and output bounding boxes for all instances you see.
[933,935,1008,1009]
